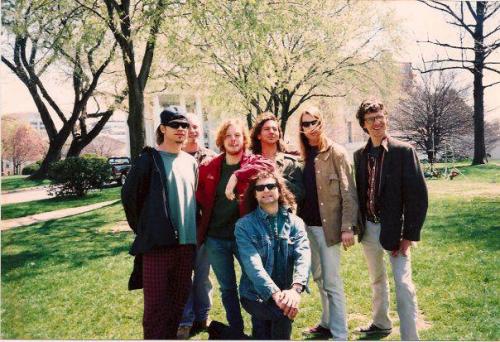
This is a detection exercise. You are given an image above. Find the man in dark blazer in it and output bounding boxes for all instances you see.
[353,99,428,340]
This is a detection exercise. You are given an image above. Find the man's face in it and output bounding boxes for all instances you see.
[301,112,321,143]
[187,117,201,143]
[161,120,189,145]
[255,177,279,206]
[362,110,387,140]
[223,124,245,155]
[258,120,280,146]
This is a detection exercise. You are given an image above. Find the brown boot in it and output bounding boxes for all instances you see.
[177,325,191,340]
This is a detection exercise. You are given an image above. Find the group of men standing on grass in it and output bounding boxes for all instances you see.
[121,97,428,340]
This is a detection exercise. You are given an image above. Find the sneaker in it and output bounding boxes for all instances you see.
[356,323,392,336]
[303,324,332,338]
[177,325,191,340]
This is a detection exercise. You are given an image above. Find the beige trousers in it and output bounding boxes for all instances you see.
[362,221,419,340]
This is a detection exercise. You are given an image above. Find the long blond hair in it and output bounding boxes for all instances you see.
[298,105,328,158]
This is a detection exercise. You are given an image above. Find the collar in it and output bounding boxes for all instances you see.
[363,135,389,153]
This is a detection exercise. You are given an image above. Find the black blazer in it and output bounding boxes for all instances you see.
[354,137,428,251]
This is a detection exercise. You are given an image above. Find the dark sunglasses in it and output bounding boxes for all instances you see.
[301,119,319,128]
[255,183,278,192]
[165,122,190,129]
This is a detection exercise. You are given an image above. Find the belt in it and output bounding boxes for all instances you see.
[367,216,380,224]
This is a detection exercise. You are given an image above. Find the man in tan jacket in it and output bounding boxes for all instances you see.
[298,106,359,340]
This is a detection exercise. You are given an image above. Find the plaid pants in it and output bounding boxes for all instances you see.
[142,244,195,339]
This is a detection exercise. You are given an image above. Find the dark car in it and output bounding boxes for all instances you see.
[108,157,131,185]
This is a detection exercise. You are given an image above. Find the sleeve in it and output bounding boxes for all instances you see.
[334,150,359,232]
[235,219,280,301]
[121,153,151,233]
[284,160,305,205]
[233,154,275,182]
[402,147,428,241]
[291,217,311,288]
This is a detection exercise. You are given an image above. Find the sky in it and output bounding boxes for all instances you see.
[1,1,499,121]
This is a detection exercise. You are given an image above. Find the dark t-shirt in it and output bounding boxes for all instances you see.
[207,161,241,239]
[300,146,322,226]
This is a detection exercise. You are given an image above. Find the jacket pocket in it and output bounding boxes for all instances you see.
[328,173,340,196]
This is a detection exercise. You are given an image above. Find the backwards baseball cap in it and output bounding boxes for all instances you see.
[160,105,188,125]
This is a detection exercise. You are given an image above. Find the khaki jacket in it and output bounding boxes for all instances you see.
[314,138,359,246]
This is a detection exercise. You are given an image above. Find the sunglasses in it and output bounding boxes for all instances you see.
[301,119,319,128]
[255,183,278,192]
[165,121,190,129]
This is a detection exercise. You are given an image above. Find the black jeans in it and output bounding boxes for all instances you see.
[241,297,292,340]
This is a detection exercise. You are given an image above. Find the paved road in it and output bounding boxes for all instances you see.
[1,188,52,205]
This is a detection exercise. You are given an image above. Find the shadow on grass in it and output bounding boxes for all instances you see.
[424,197,500,252]
[1,203,131,282]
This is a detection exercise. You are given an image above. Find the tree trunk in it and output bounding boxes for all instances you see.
[472,2,486,165]
[127,89,146,162]
[29,138,64,179]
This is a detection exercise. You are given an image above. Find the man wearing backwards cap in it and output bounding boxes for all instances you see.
[122,106,199,339]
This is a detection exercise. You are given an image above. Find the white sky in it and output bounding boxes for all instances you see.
[1,1,499,121]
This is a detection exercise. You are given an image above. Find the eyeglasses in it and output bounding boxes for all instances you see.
[301,120,319,128]
[364,115,386,124]
[165,122,190,129]
[255,183,278,192]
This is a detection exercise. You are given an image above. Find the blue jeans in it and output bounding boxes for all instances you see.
[180,244,213,326]
[241,297,292,340]
[205,237,244,334]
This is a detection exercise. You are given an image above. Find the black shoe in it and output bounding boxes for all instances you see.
[357,324,392,336]
[303,324,332,338]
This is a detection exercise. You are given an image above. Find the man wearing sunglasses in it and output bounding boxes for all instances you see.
[122,106,198,339]
[354,99,427,340]
[298,106,358,340]
[235,171,311,339]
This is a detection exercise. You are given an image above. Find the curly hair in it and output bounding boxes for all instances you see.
[215,118,250,153]
[250,112,286,154]
[243,170,296,213]
[355,98,388,133]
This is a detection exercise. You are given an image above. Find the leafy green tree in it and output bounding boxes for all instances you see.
[190,0,401,132]
[2,0,120,178]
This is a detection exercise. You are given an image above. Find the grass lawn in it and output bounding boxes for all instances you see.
[1,175,52,192]
[1,187,122,220]
[1,164,499,339]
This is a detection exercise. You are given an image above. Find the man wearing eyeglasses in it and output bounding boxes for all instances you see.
[353,99,428,340]
[122,106,198,339]
[235,171,310,340]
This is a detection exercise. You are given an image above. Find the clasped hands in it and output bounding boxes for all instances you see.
[271,288,301,320]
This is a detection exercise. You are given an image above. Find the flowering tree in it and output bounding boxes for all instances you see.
[1,119,47,175]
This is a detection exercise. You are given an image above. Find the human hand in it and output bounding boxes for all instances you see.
[278,289,301,320]
[225,174,238,200]
[341,230,355,251]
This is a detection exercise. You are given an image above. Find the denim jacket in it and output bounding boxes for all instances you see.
[235,206,311,301]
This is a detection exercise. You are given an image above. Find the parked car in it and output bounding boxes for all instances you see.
[107,157,131,185]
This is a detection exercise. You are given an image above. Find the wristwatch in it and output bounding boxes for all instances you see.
[293,285,303,294]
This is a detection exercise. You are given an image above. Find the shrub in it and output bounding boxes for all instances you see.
[48,157,111,197]
[22,161,42,175]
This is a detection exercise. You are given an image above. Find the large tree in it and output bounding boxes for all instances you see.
[2,0,119,178]
[392,72,473,165]
[190,0,400,132]
[75,0,190,160]
[417,1,500,165]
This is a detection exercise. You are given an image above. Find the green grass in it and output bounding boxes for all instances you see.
[1,164,499,339]
[1,187,121,220]
[1,175,52,192]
